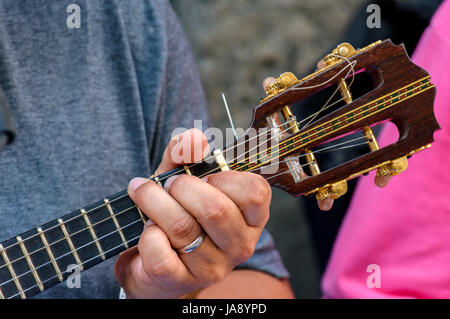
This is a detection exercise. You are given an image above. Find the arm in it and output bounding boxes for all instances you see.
[194,270,294,299]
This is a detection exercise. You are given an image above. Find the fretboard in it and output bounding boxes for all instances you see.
[0,159,225,299]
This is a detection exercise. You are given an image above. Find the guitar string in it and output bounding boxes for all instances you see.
[294,54,357,131]
[263,138,368,182]
[0,135,370,291]
[0,55,358,256]
[4,137,370,299]
[248,135,369,174]
[0,76,429,274]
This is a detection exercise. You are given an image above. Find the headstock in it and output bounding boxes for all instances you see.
[224,40,440,200]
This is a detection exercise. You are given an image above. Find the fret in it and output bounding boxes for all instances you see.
[137,207,147,225]
[0,244,25,299]
[16,236,43,291]
[86,197,126,259]
[184,165,192,175]
[0,286,4,299]
[81,209,106,260]
[154,176,163,187]
[104,199,129,249]
[37,227,63,282]
[0,249,19,299]
[58,219,84,271]
[108,195,145,248]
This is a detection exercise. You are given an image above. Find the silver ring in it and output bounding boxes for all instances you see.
[177,232,206,254]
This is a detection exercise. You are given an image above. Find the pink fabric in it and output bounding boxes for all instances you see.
[322,0,450,298]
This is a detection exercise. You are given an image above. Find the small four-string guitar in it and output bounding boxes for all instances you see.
[0,40,440,299]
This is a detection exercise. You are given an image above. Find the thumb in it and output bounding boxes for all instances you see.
[154,128,210,176]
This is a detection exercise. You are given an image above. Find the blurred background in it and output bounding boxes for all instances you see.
[170,0,442,298]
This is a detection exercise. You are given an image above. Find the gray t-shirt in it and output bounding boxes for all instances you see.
[0,0,288,298]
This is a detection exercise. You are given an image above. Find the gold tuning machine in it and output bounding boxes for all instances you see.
[376,144,432,177]
[376,156,408,177]
[262,72,300,103]
[316,180,348,200]
[264,72,300,97]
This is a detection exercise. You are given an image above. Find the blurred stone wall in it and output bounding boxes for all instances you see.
[170,0,362,298]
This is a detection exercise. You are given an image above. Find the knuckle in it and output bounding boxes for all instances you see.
[169,174,191,193]
[146,258,175,281]
[201,266,228,286]
[207,171,227,185]
[168,216,196,240]
[247,175,271,207]
[203,198,229,222]
[237,242,255,263]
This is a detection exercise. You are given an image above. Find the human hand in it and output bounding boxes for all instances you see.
[114,129,272,298]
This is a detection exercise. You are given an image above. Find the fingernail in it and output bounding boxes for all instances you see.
[319,199,333,211]
[201,176,209,183]
[128,177,148,194]
[164,175,179,191]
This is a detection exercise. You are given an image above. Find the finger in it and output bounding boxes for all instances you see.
[318,198,334,211]
[137,225,194,291]
[128,177,202,250]
[166,174,256,256]
[262,77,276,91]
[114,226,193,298]
[114,246,139,291]
[374,175,392,188]
[205,171,271,227]
[154,128,210,175]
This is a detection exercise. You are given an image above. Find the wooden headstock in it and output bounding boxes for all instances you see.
[224,39,440,200]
